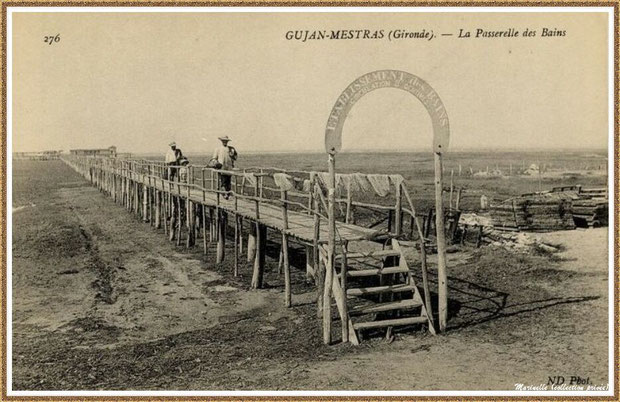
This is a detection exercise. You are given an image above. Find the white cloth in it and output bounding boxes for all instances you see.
[367,174,391,197]
[165,149,177,164]
[243,173,257,187]
[389,174,404,188]
[317,172,343,189]
[212,145,234,170]
[273,173,294,191]
[353,173,372,192]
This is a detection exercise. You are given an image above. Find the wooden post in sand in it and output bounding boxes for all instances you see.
[176,197,182,246]
[186,200,193,249]
[233,214,239,277]
[186,184,194,248]
[216,211,226,263]
[281,190,291,307]
[247,177,259,262]
[247,228,257,263]
[434,152,448,332]
[142,184,148,222]
[323,152,336,344]
[313,195,323,318]
[209,208,215,242]
[155,190,161,229]
[251,223,266,289]
[394,182,402,236]
[238,217,244,255]
[202,206,208,256]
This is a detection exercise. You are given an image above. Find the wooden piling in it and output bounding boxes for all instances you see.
[217,211,226,263]
[281,190,291,307]
[345,181,352,223]
[247,225,257,262]
[340,242,348,342]
[186,200,194,248]
[323,152,336,344]
[251,223,266,289]
[434,152,448,332]
[305,245,314,280]
[313,201,323,317]
[394,182,402,236]
[155,190,161,228]
[238,217,244,254]
[143,184,148,222]
[233,214,239,276]
[176,198,182,244]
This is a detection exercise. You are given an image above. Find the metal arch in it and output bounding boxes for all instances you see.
[324,70,450,154]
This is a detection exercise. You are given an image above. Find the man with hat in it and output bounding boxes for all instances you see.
[165,142,183,181]
[212,136,238,196]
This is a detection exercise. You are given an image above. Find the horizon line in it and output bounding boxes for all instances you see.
[12,146,608,155]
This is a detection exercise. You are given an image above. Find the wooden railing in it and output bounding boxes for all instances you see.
[61,154,450,345]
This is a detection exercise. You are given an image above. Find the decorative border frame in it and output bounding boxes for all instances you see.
[0,2,617,400]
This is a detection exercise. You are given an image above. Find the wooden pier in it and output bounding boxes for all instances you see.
[62,155,436,344]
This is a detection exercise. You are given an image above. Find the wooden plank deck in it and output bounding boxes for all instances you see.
[138,174,378,244]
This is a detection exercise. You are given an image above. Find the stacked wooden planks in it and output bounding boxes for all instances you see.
[525,194,576,231]
[572,199,608,227]
[490,186,608,231]
[550,186,607,228]
[489,198,529,231]
[571,188,608,228]
[490,193,575,232]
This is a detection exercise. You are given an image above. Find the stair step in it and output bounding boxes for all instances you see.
[352,316,428,330]
[350,298,423,315]
[347,283,415,296]
[346,266,409,277]
[335,250,401,260]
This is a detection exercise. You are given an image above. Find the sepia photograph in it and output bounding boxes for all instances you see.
[4,3,617,398]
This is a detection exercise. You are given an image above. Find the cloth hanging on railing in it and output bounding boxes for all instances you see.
[352,173,373,193]
[314,171,399,197]
[273,173,295,191]
[339,175,355,193]
[389,174,404,189]
[243,173,257,187]
[367,174,391,197]
[317,172,345,191]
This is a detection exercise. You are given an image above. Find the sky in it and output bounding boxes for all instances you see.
[11,10,610,154]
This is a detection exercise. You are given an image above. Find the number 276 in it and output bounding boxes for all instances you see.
[44,34,60,45]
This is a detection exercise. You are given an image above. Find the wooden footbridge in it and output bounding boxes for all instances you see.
[60,68,453,345]
[62,155,437,344]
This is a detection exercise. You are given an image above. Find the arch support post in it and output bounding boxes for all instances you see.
[434,152,448,332]
[323,152,336,344]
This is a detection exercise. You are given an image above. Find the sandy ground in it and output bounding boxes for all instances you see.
[11,160,611,391]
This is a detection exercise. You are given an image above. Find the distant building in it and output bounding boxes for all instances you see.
[69,146,117,157]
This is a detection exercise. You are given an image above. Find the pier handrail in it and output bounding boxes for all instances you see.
[62,154,458,241]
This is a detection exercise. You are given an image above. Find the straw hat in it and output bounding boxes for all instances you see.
[218,136,231,142]
[169,141,176,147]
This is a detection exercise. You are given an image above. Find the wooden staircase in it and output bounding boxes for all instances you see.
[320,239,435,344]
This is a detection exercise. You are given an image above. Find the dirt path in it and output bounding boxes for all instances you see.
[11,160,611,391]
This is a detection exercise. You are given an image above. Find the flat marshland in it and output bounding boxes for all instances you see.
[11,150,609,390]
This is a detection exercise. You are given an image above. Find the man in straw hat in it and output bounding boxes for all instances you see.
[211,136,238,197]
[165,141,183,181]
